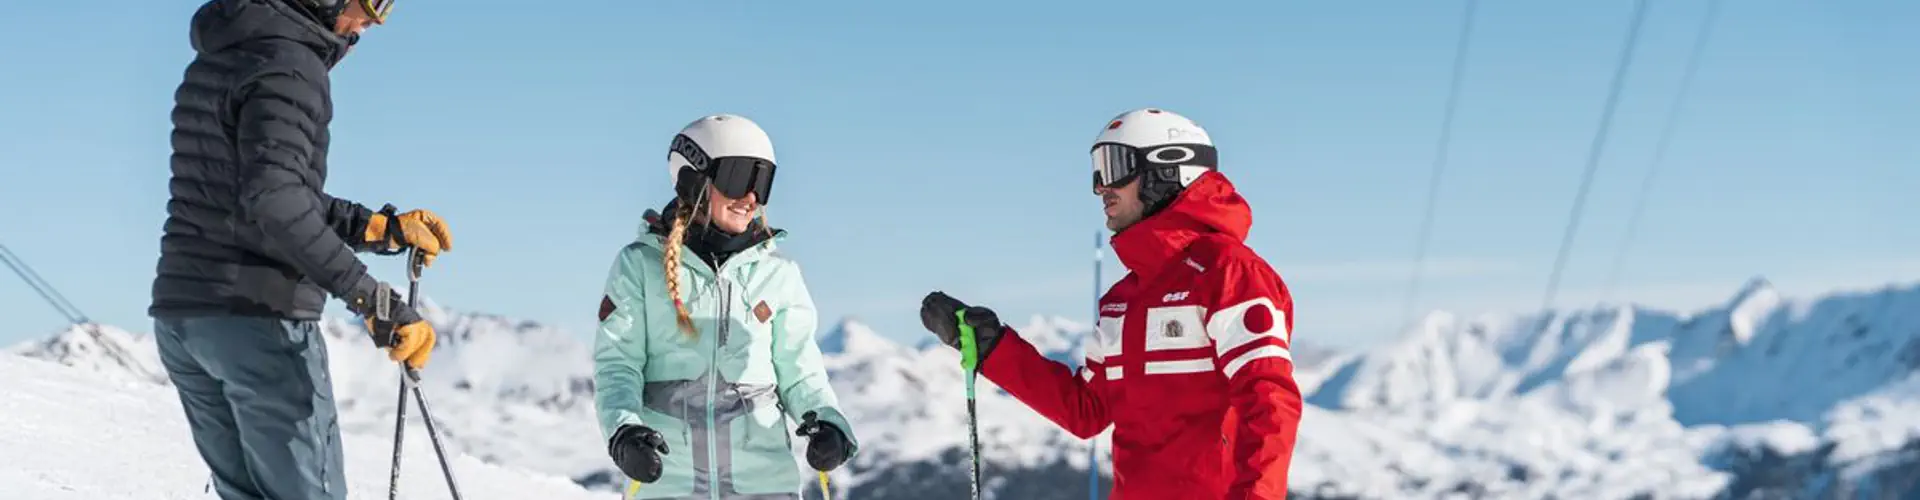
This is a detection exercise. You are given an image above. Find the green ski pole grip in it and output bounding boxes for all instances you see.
[955,309,979,373]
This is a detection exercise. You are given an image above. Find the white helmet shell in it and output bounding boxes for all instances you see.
[1093,108,1215,187]
[667,114,776,188]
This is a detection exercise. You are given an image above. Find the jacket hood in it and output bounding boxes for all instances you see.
[1110,171,1254,279]
[189,0,349,67]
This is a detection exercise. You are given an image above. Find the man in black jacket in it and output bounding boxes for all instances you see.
[150,0,441,498]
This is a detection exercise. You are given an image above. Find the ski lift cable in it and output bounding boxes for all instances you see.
[1602,0,1725,302]
[0,243,90,324]
[1399,0,1482,332]
[1539,0,1653,314]
[5,244,91,322]
[1,241,163,383]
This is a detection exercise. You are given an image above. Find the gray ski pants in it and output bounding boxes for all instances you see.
[155,316,347,500]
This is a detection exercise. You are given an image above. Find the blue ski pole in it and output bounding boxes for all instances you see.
[1088,231,1103,500]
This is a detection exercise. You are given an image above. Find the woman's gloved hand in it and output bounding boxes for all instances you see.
[794,411,853,472]
[608,424,670,483]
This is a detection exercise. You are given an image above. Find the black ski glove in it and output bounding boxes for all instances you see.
[795,411,852,472]
[919,291,1005,365]
[608,424,670,483]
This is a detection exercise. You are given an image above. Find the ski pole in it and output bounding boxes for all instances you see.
[382,257,413,500]
[818,470,832,499]
[409,370,463,499]
[1087,230,1103,500]
[387,371,408,500]
[383,249,465,499]
[403,249,466,500]
[955,311,982,500]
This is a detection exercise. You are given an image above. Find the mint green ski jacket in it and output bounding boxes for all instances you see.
[593,225,856,499]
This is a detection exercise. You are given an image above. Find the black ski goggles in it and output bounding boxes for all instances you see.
[671,134,778,204]
[707,156,775,203]
[358,0,397,23]
[1091,142,1218,190]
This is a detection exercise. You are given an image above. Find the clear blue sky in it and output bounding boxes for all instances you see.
[2,0,1914,351]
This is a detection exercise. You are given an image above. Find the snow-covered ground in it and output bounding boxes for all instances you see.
[0,353,602,500]
[9,277,1920,499]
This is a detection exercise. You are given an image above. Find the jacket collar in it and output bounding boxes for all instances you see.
[1109,171,1253,281]
[638,198,786,276]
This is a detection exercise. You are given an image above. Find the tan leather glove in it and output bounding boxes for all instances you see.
[365,317,437,370]
[365,207,454,266]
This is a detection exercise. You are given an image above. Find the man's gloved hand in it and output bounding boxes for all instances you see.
[364,205,453,266]
[795,411,853,472]
[919,291,1005,365]
[608,424,670,483]
[366,319,436,370]
[362,286,437,370]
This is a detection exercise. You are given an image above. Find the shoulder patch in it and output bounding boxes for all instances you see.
[753,300,773,324]
[1243,300,1276,333]
[599,295,616,322]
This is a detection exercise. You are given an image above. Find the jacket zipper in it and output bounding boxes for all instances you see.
[706,273,730,499]
[778,399,795,453]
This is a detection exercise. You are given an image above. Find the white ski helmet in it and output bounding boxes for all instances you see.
[1090,108,1217,212]
[667,114,779,204]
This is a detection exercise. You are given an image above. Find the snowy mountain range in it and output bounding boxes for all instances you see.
[9,278,1920,499]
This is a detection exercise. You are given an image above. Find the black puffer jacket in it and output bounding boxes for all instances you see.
[151,0,404,322]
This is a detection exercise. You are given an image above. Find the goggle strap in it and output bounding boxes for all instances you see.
[1093,142,1217,187]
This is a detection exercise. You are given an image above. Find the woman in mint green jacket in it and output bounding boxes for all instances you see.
[593,114,856,499]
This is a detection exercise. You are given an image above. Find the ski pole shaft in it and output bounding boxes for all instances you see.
[966,388,980,500]
[956,311,982,500]
[386,249,425,499]
[388,374,409,500]
[1088,230,1103,500]
[817,471,831,499]
[410,375,465,500]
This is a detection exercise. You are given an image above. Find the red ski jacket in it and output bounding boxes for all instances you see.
[981,171,1302,500]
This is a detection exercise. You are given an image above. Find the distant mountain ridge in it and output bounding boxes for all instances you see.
[12,279,1920,499]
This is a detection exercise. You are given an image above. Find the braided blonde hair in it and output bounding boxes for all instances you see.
[660,188,777,341]
[662,199,698,339]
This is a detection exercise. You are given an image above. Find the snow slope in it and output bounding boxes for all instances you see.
[0,353,604,500]
[3,299,621,489]
[12,278,1920,499]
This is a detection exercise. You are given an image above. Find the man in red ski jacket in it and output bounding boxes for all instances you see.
[921,108,1302,499]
